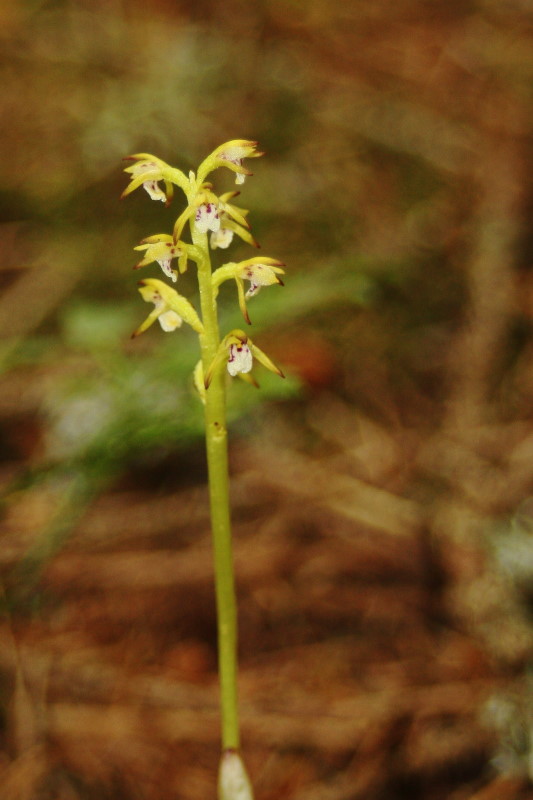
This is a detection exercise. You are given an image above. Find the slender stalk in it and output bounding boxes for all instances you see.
[124,143,270,800]
[190,215,240,750]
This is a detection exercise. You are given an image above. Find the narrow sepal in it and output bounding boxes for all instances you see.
[204,345,230,389]
[238,372,259,388]
[131,307,160,338]
[250,341,285,378]
[138,234,174,244]
[173,205,196,243]
[120,170,161,199]
[236,278,251,325]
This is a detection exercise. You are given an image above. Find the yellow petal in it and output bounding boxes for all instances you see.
[131,306,161,338]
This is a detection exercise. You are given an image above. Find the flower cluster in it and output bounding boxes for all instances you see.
[123,140,284,389]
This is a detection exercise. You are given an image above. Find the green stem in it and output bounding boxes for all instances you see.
[191,215,240,751]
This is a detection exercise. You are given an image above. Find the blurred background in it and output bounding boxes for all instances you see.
[1,1,532,798]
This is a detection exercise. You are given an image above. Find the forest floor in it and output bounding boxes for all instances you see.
[1,390,531,800]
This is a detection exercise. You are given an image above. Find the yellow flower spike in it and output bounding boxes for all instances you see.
[132,278,204,338]
[204,329,284,388]
[122,144,285,796]
[197,140,264,186]
[122,154,188,205]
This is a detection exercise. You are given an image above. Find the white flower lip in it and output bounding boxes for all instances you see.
[195,202,220,233]
[157,256,178,282]
[227,342,253,376]
[158,309,182,331]
[210,227,235,250]
[143,179,166,202]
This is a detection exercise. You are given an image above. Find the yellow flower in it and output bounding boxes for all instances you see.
[204,329,284,388]
[132,279,204,338]
[212,257,285,324]
[172,185,252,245]
[133,234,190,282]
[121,153,188,206]
[197,140,264,186]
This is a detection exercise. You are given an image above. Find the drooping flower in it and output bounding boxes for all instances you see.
[204,330,284,388]
[136,286,182,334]
[121,154,177,206]
[197,140,264,186]
[216,144,255,185]
[133,235,190,282]
[242,261,285,297]
[122,153,190,206]
[132,279,204,338]
[211,257,285,323]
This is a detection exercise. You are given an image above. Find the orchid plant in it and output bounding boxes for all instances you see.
[122,140,285,800]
